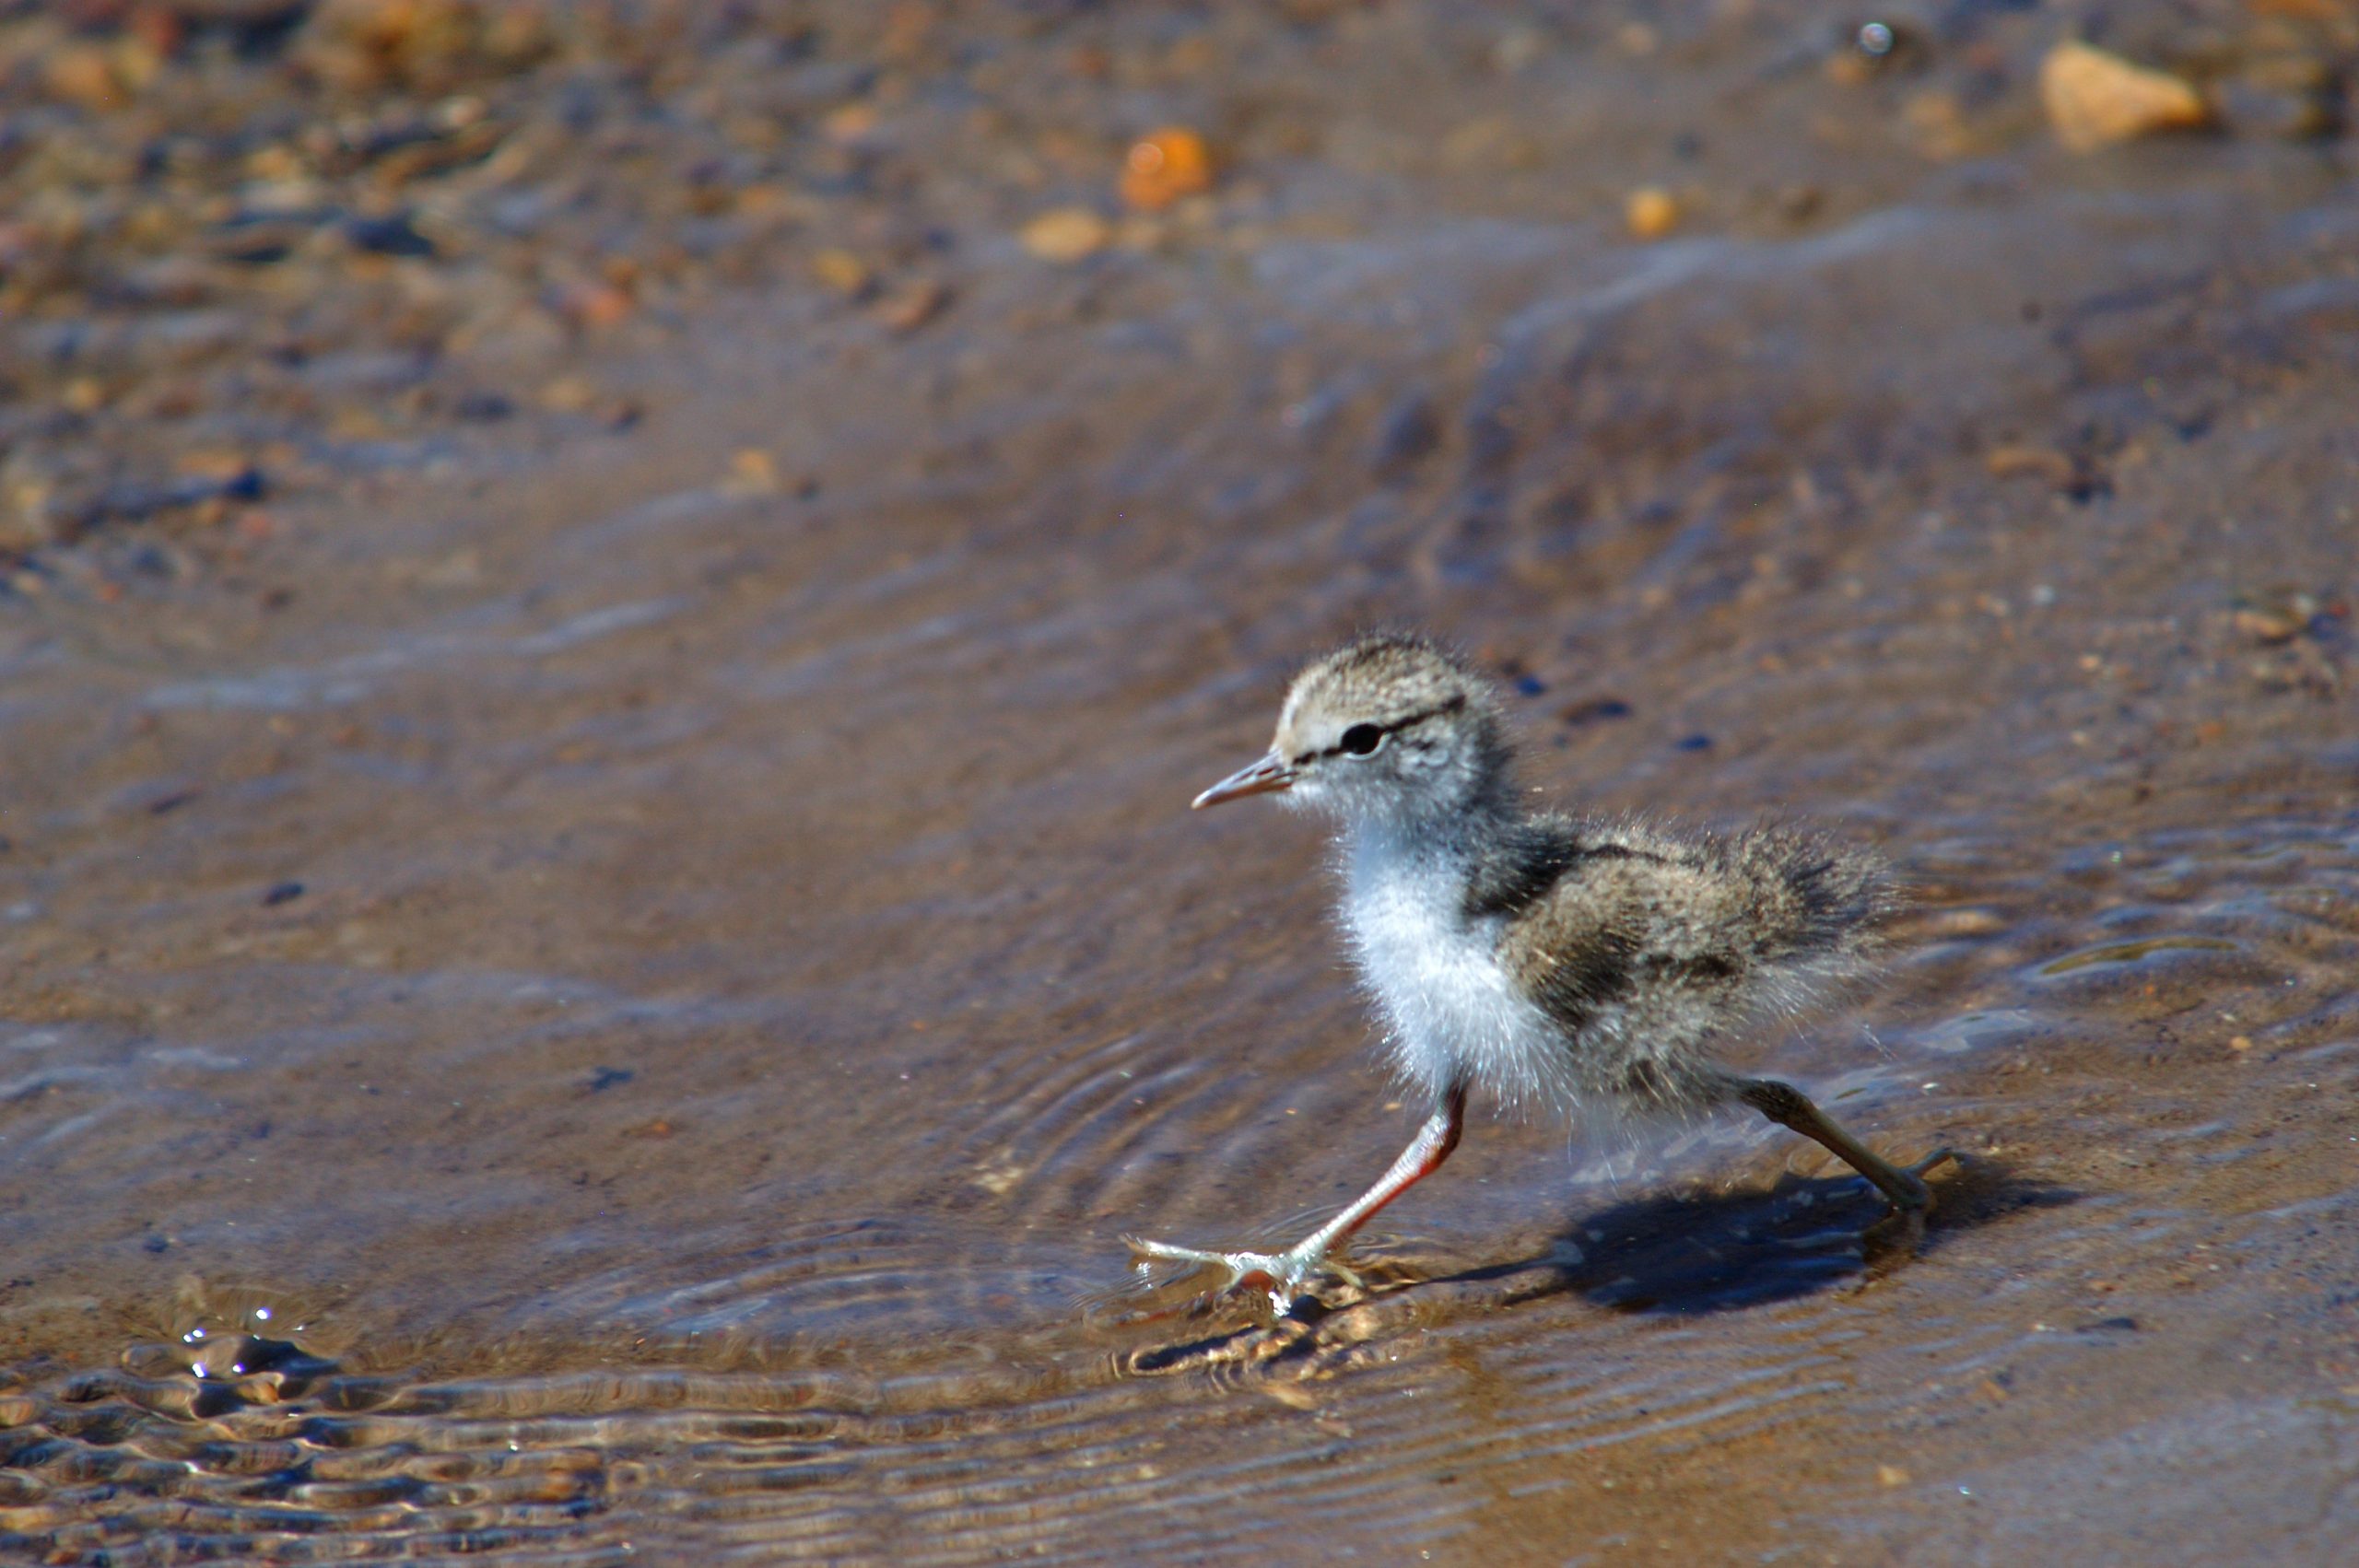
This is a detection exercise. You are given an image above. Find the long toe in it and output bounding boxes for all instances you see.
[1123,1235,1252,1293]
[1125,1235,1217,1266]
[1892,1148,1960,1223]
[1907,1148,1961,1181]
[1123,1237,1322,1312]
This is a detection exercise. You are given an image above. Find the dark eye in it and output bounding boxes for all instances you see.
[1338,723,1385,756]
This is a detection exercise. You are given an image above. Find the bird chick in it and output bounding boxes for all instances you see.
[1129,634,1953,1310]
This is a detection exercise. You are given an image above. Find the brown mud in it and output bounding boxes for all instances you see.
[2,2,2356,1562]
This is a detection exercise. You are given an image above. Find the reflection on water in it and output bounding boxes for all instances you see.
[2037,936,2240,976]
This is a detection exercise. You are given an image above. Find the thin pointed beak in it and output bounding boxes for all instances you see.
[1191,751,1296,810]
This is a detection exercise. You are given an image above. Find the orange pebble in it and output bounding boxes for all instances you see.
[1120,128,1215,212]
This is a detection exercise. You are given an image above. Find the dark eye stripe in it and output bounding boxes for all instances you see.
[1295,693,1467,763]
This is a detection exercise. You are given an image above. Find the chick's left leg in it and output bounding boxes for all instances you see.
[1127,1082,1467,1311]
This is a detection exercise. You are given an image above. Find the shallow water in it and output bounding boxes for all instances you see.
[5,6,2358,1563]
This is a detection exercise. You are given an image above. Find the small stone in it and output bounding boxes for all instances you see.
[300,0,556,93]
[823,101,880,146]
[873,278,952,334]
[178,451,261,486]
[45,42,147,113]
[2234,607,2303,643]
[725,449,780,495]
[1119,128,1215,212]
[550,281,633,329]
[44,45,118,111]
[1021,206,1113,263]
[809,247,874,298]
[1625,186,1680,240]
[540,375,596,413]
[2040,41,2212,153]
[1877,1465,1912,1488]
[1985,444,2077,486]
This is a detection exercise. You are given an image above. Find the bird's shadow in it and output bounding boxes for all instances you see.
[1107,1157,2076,1375]
[1451,1153,2077,1316]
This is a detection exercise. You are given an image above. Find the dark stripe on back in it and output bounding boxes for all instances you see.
[1462,830,1658,920]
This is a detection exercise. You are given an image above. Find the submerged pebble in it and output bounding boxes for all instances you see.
[2040,41,2212,153]
[1021,206,1114,263]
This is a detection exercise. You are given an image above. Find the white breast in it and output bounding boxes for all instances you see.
[1341,829,1566,1110]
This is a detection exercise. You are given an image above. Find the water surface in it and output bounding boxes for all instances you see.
[3,4,2356,1562]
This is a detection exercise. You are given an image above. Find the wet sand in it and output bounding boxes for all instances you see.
[3,2,2356,1562]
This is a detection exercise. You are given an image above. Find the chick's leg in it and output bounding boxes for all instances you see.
[1741,1077,1955,1246]
[1128,1082,1468,1311]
